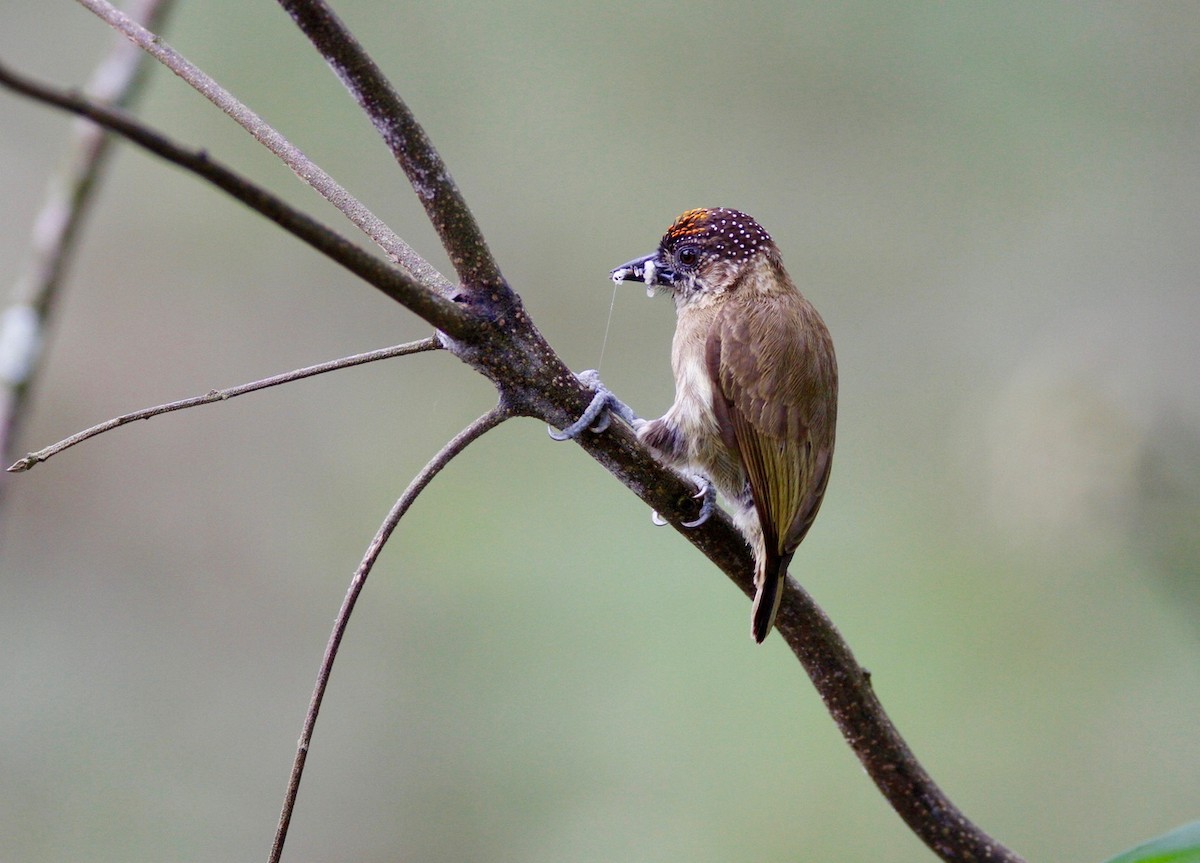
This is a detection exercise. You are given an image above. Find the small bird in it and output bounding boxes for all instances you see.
[611,208,838,642]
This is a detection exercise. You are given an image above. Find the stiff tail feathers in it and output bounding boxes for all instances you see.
[750,553,790,643]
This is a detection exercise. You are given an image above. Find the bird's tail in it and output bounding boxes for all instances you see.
[750,552,791,643]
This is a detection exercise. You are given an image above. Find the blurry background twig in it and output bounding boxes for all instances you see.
[0,0,174,491]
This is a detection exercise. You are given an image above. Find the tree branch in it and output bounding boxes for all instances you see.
[0,0,174,475]
[275,0,506,296]
[0,62,476,338]
[269,404,512,863]
[6,338,440,473]
[774,586,1017,861]
[72,0,452,294]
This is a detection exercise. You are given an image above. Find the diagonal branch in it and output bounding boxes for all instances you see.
[0,62,476,339]
[774,584,1015,861]
[72,0,452,295]
[269,403,512,863]
[276,0,506,295]
[7,338,440,473]
[0,0,174,476]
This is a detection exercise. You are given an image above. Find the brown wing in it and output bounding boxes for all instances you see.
[706,290,836,557]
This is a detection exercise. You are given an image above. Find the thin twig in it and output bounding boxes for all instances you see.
[275,0,505,294]
[72,0,451,294]
[269,404,511,863]
[0,0,174,474]
[6,338,440,473]
[0,63,476,338]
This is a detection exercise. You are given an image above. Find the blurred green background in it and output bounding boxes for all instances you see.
[2,2,1198,861]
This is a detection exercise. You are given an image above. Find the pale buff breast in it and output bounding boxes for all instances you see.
[664,302,745,499]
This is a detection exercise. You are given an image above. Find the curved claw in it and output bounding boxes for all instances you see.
[650,476,714,528]
[548,386,612,440]
[680,476,715,528]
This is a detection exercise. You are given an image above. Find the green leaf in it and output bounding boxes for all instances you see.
[1103,821,1200,863]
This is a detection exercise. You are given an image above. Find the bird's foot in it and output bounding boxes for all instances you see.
[547,370,639,441]
[652,473,715,528]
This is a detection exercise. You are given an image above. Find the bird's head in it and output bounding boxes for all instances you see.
[611,207,781,306]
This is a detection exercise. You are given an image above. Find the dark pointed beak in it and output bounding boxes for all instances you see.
[610,252,675,286]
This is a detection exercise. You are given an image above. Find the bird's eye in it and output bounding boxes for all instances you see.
[677,247,699,268]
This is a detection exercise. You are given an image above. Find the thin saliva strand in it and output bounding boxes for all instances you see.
[596,279,619,373]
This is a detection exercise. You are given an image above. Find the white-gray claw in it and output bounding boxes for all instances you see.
[681,475,716,528]
[650,475,715,528]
